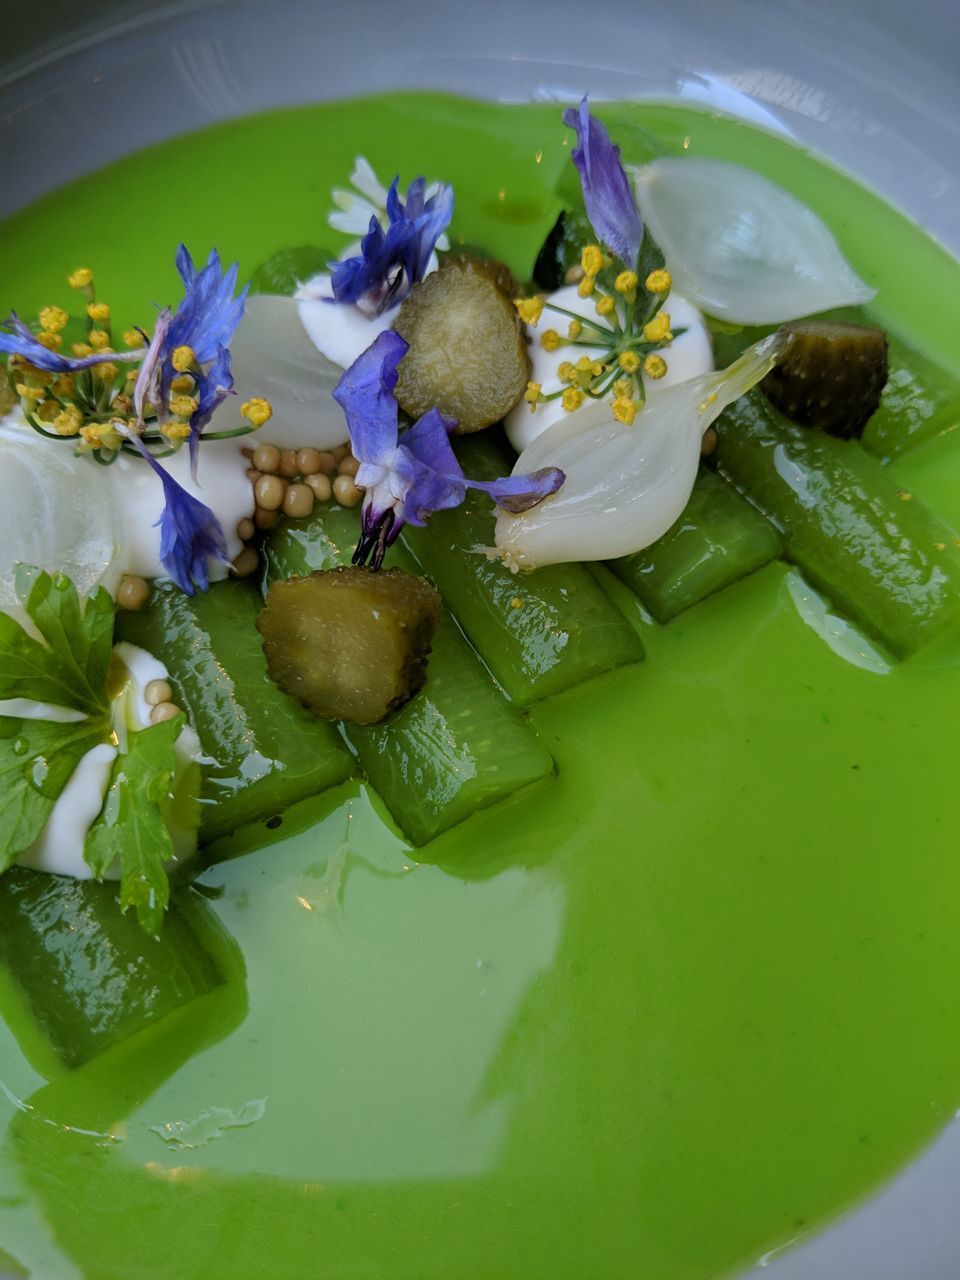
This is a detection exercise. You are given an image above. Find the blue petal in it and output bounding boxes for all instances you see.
[332,330,407,462]
[167,246,247,364]
[188,343,234,475]
[469,466,566,513]
[401,406,461,475]
[0,312,146,374]
[123,430,230,595]
[563,98,643,268]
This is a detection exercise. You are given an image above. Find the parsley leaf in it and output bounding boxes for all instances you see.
[84,716,186,936]
[0,714,112,871]
[0,568,114,716]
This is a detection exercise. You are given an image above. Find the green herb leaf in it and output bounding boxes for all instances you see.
[0,714,112,871]
[0,568,114,715]
[84,716,186,936]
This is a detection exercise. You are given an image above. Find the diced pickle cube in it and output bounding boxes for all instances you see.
[257,567,442,724]
[393,257,531,433]
[761,320,889,439]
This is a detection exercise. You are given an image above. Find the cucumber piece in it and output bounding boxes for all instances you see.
[0,869,225,1067]
[714,391,960,657]
[264,505,555,845]
[609,467,782,622]
[248,244,332,296]
[117,579,351,840]
[712,316,960,461]
[404,433,644,704]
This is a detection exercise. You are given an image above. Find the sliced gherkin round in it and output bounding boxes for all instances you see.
[393,256,531,433]
[761,320,889,439]
[257,566,442,725]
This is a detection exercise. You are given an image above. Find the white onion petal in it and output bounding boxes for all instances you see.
[494,334,785,571]
[228,294,352,449]
[628,158,875,324]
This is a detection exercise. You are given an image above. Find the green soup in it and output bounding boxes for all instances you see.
[2,93,960,1280]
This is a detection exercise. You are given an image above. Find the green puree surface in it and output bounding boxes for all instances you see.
[2,94,960,1280]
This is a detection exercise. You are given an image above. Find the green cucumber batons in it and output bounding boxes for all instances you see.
[393,256,531,433]
[761,320,889,439]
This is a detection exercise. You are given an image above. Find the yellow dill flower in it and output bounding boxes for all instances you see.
[644,353,668,380]
[36,400,59,423]
[561,387,584,412]
[51,374,76,398]
[645,268,672,294]
[171,344,196,373]
[241,397,273,427]
[567,318,583,339]
[612,377,633,399]
[88,329,111,351]
[575,355,604,380]
[577,276,596,299]
[540,329,561,352]
[170,374,195,394]
[35,332,63,352]
[16,383,46,401]
[96,362,120,384]
[169,393,199,418]
[595,295,616,318]
[618,350,641,374]
[53,405,84,436]
[39,305,69,333]
[515,296,544,326]
[86,302,110,324]
[557,361,577,384]
[162,421,192,442]
[67,267,93,290]
[612,397,639,426]
[580,244,603,278]
[523,381,542,412]
[122,328,146,348]
[112,393,133,416]
[614,270,638,296]
[71,342,93,357]
[79,421,121,451]
[642,312,672,343]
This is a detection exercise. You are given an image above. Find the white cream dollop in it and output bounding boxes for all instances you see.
[0,408,252,597]
[505,285,714,454]
[10,642,201,881]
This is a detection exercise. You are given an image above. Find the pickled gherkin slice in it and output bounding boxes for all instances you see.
[761,320,889,439]
[257,567,442,725]
[393,257,531,433]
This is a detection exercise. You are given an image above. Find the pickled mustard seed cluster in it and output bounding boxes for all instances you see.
[517,260,677,424]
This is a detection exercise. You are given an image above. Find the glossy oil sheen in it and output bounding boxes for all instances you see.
[1,94,960,1280]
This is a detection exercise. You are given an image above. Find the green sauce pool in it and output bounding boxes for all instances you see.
[2,93,960,1279]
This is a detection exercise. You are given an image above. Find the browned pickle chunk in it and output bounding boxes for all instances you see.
[761,320,889,439]
[257,567,442,725]
[393,257,531,433]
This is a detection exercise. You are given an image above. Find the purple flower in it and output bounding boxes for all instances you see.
[562,98,643,268]
[122,429,230,595]
[330,177,454,316]
[0,312,145,373]
[332,332,565,568]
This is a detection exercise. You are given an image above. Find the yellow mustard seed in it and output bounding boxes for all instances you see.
[561,387,584,412]
[515,296,544,326]
[241,396,273,427]
[645,268,672,294]
[67,267,93,290]
[540,329,561,352]
[39,305,69,333]
[510,596,523,609]
[117,575,151,611]
[643,354,668,380]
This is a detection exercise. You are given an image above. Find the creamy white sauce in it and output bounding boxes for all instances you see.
[13,642,201,881]
[295,272,401,371]
[504,286,714,453]
[0,408,251,596]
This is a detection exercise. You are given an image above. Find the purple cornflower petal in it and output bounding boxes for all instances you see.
[133,308,172,424]
[187,344,234,476]
[122,429,230,595]
[169,246,247,363]
[332,335,565,568]
[562,98,643,268]
[0,311,146,374]
[330,177,454,316]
